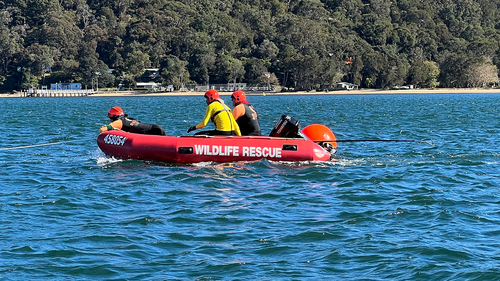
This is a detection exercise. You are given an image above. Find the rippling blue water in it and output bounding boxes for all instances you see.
[1,93,500,280]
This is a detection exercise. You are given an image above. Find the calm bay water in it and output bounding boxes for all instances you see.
[1,93,500,280]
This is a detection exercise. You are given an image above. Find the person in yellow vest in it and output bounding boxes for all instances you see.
[187,90,241,136]
[99,106,166,135]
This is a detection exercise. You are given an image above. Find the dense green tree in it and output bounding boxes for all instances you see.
[361,50,387,88]
[439,53,472,88]
[421,61,440,88]
[124,48,151,79]
[189,53,216,85]
[4,0,500,91]
[0,26,22,77]
[160,54,190,89]
[256,39,279,60]
[356,15,393,46]
[24,0,62,26]
[227,57,245,84]
[244,57,268,85]
[349,56,364,86]
[289,54,321,91]
[77,44,103,87]
[24,43,59,84]
[29,11,83,59]
[20,67,39,89]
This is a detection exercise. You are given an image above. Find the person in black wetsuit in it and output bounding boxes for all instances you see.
[231,90,261,136]
[99,106,166,136]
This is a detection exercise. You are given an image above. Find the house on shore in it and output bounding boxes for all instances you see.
[336,82,359,90]
[136,82,163,92]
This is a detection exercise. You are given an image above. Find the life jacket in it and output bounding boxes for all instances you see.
[235,103,261,136]
[211,107,231,124]
[121,117,153,134]
[210,102,234,132]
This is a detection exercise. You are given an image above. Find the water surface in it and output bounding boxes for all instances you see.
[1,93,500,280]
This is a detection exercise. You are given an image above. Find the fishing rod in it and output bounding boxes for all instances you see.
[0,142,62,151]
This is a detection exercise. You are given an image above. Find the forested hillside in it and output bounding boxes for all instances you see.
[1,0,499,91]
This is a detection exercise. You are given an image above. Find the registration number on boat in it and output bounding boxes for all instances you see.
[103,134,127,146]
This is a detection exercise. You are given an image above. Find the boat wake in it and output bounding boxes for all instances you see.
[92,150,124,166]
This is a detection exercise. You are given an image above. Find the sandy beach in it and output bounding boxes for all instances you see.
[2,87,500,98]
[79,87,500,97]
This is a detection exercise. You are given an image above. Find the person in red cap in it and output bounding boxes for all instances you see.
[231,90,261,136]
[187,89,241,136]
[99,106,166,135]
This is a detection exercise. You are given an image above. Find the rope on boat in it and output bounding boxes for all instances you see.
[315,139,435,146]
[0,142,62,151]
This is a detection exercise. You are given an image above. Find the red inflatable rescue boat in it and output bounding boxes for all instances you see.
[97,115,337,164]
[97,132,331,164]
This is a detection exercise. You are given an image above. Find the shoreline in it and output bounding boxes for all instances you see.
[2,88,500,98]
[87,87,500,97]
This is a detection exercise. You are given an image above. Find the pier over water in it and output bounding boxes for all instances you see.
[22,89,97,97]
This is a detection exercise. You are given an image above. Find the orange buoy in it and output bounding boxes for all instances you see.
[301,124,337,149]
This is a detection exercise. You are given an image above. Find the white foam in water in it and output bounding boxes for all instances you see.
[96,156,123,165]
[92,150,123,165]
[331,158,366,166]
[191,161,215,167]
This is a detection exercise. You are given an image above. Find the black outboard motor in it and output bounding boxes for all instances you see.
[269,115,302,138]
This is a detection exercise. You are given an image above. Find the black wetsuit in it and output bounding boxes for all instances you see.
[233,103,261,136]
[121,117,166,136]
